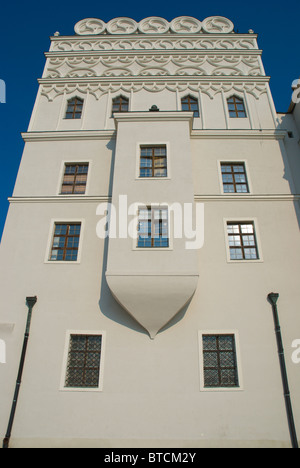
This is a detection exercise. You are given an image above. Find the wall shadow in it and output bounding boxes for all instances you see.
[98,136,149,337]
[277,112,300,230]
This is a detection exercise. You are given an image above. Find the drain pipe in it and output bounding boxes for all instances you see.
[267,293,298,449]
[3,296,37,449]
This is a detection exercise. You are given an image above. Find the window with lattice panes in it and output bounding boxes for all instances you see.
[227,96,247,118]
[139,146,167,178]
[112,95,129,114]
[65,97,84,119]
[221,163,249,193]
[50,223,81,261]
[61,163,88,194]
[202,334,239,388]
[181,95,200,117]
[227,222,259,260]
[65,334,102,388]
[137,206,169,248]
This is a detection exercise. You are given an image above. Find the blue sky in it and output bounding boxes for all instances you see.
[0,0,299,240]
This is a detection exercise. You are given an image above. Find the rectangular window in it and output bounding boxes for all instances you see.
[50,223,81,261]
[221,163,249,193]
[227,222,259,260]
[140,146,167,178]
[137,207,169,248]
[61,164,89,194]
[65,334,102,389]
[202,334,239,388]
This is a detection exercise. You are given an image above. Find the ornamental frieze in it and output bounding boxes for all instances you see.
[51,37,257,52]
[44,55,262,79]
[74,16,235,36]
[40,80,268,102]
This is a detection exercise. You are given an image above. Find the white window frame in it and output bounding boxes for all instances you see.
[63,95,85,120]
[223,217,263,264]
[135,142,171,180]
[44,219,85,264]
[60,330,106,392]
[198,330,244,392]
[217,160,252,195]
[132,203,173,251]
[111,94,130,116]
[57,160,92,196]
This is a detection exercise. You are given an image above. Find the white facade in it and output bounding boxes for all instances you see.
[0,16,299,448]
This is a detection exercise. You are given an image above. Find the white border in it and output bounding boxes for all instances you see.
[224,92,249,122]
[44,218,85,264]
[110,92,131,118]
[223,217,263,263]
[198,329,244,392]
[217,160,253,195]
[56,160,92,196]
[60,330,106,392]
[63,94,86,122]
[132,203,173,251]
[135,142,171,180]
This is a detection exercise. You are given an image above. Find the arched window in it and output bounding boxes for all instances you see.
[65,97,84,119]
[181,95,199,117]
[227,96,247,118]
[112,95,129,113]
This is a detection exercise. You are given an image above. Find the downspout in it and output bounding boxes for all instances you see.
[3,296,37,449]
[267,293,298,449]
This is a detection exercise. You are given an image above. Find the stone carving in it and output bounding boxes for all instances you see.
[74,16,235,36]
[45,54,262,79]
[41,80,267,102]
[52,37,256,52]
[202,16,234,34]
[74,18,106,36]
[170,17,202,34]
[106,18,138,35]
[138,17,170,34]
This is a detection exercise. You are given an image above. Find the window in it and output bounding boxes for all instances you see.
[221,163,249,193]
[137,207,169,248]
[227,222,259,260]
[65,97,83,119]
[61,163,88,194]
[50,223,81,261]
[65,334,102,389]
[181,95,199,117]
[112,95,129,113]
[202,334,239,388]
[227,96,247,118]
[140,146,167,178]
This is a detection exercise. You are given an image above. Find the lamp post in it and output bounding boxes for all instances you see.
[268,293,298,449]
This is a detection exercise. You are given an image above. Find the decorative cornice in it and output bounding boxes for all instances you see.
[8,194,299,204]
[21,130,116,142]
[113,110,194,132]
[8,196,112,204]
[195,194,300,202]
[21,128,286,142]
[190,129,287,140]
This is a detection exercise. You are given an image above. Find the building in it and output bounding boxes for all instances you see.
[0,16,299,448]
